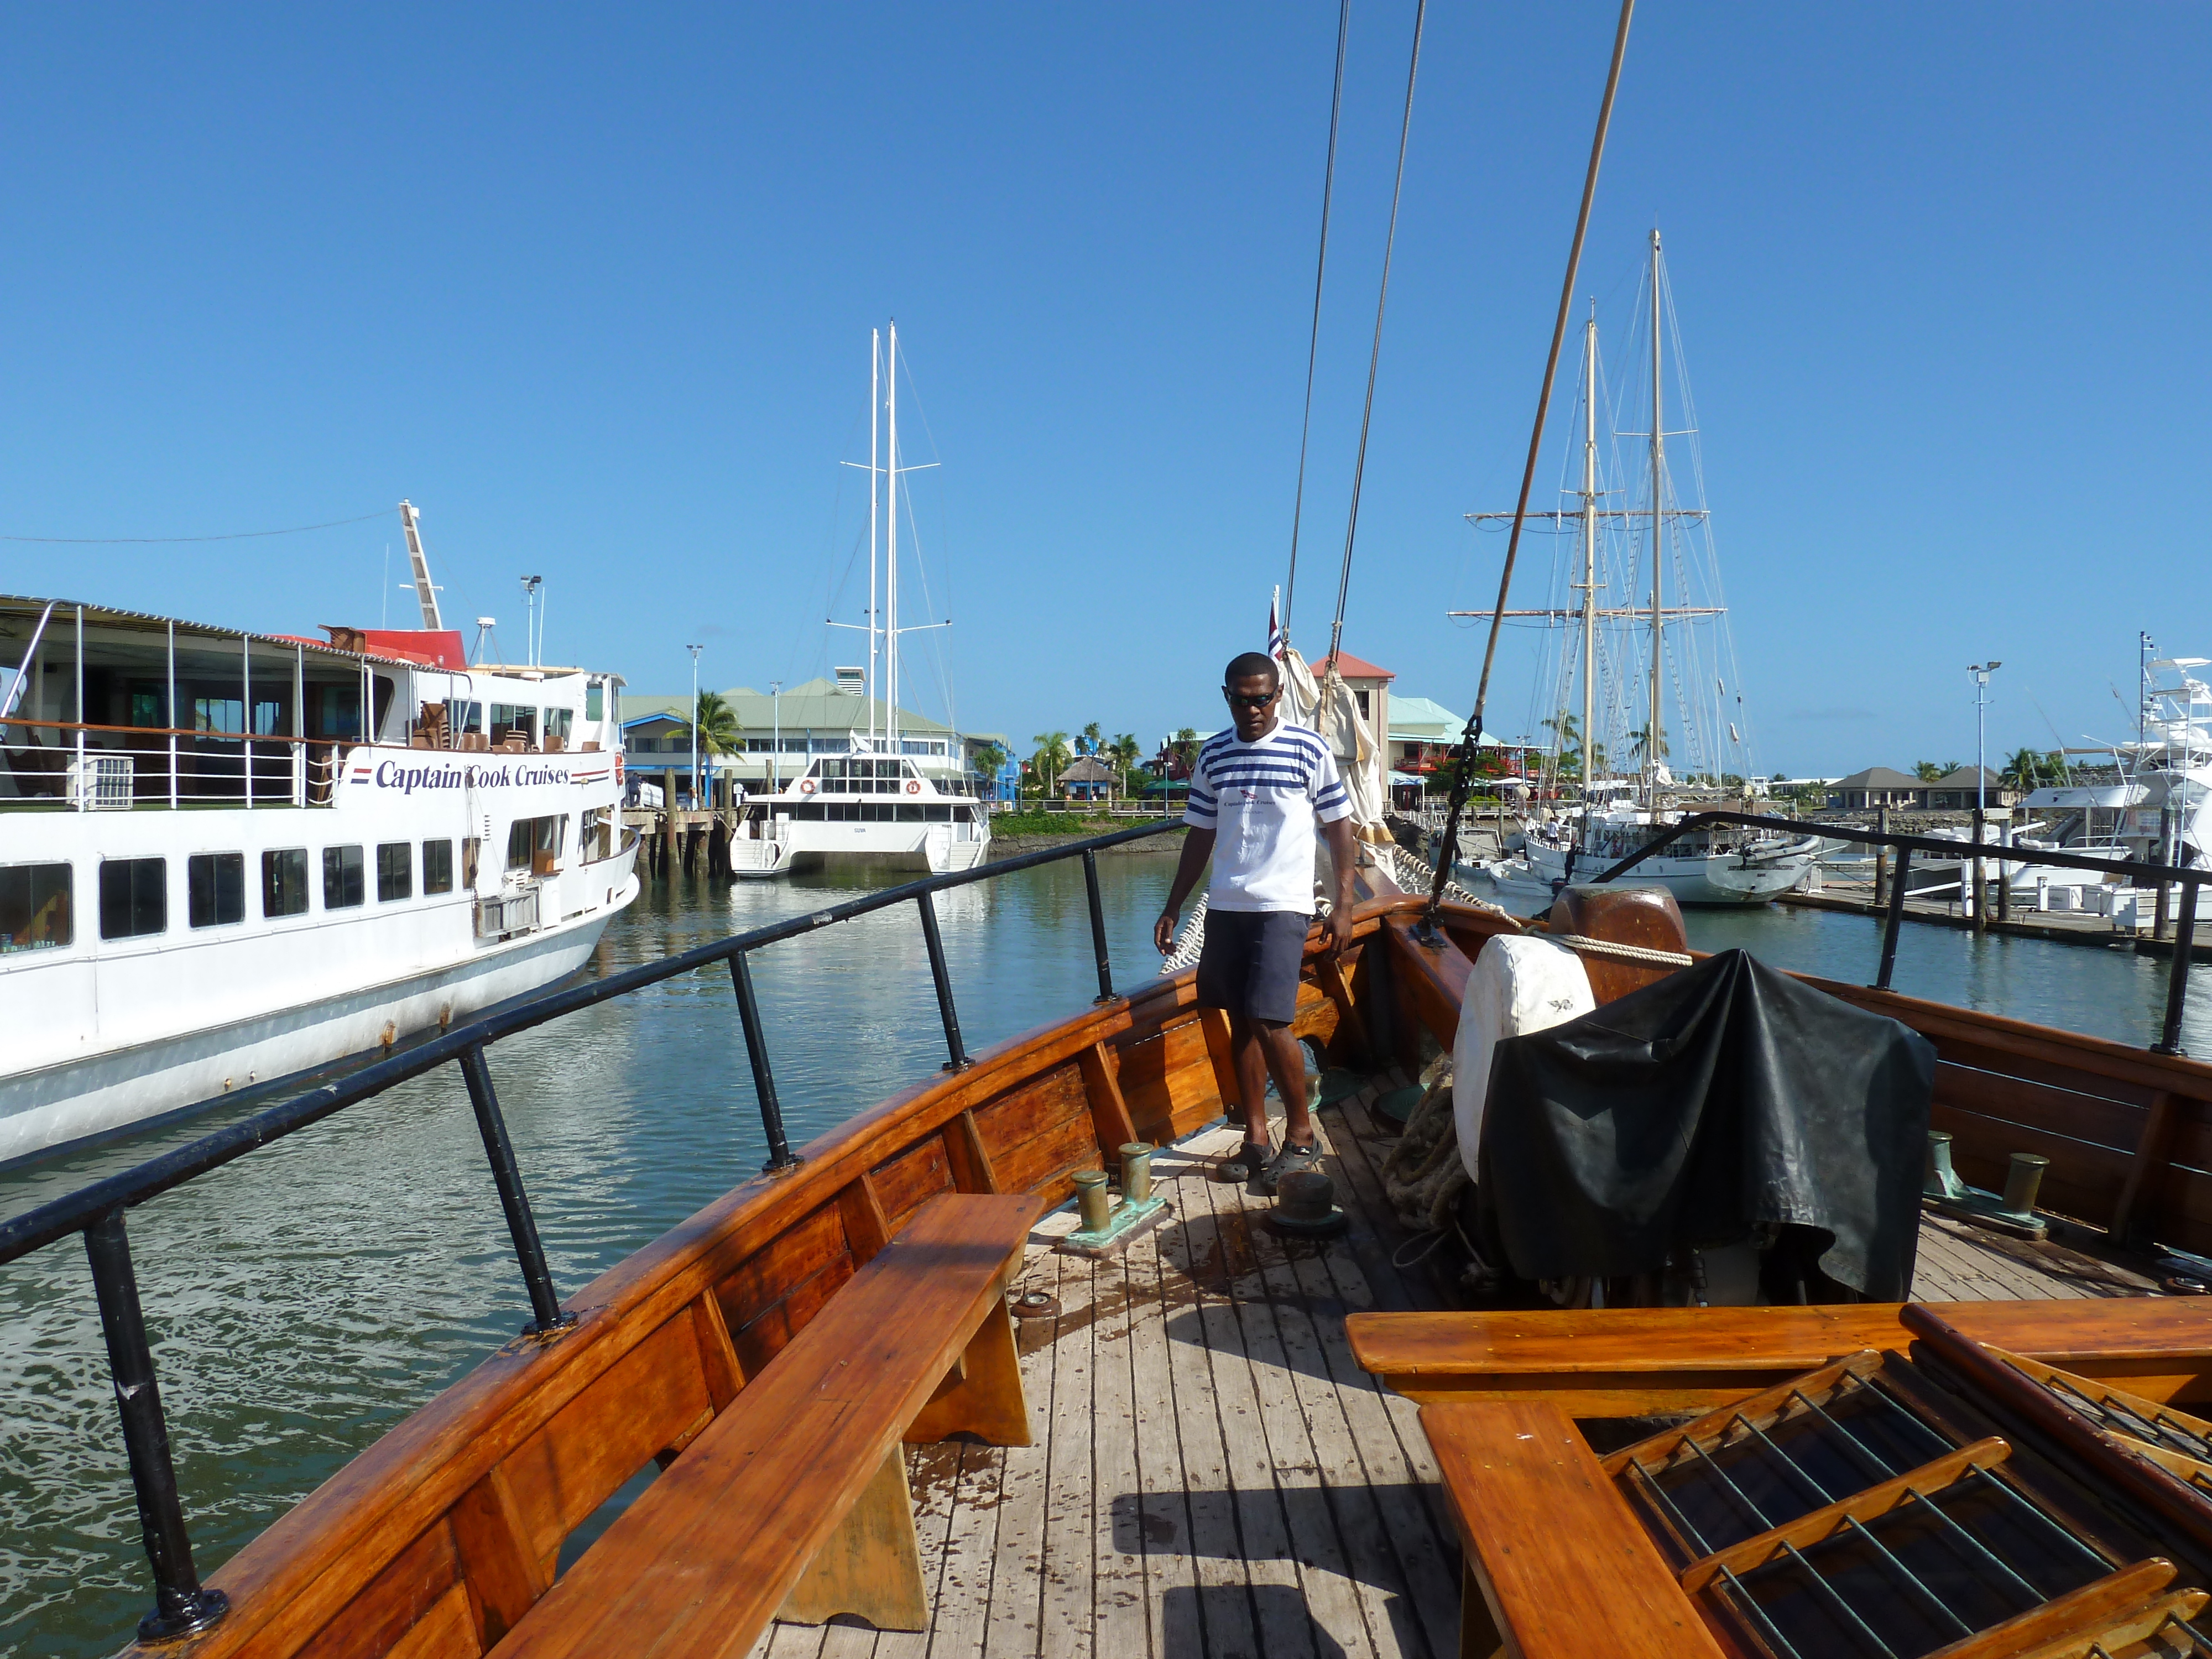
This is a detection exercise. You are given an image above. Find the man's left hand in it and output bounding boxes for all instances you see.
[1323,905,1353,957]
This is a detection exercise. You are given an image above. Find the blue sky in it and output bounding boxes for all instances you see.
[2,5,2205,775]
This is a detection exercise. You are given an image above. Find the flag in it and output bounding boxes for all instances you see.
[1267,586,1284,661]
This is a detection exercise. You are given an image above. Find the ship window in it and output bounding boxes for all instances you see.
[490,704,535,747]
[310,682,362,739]
[423,840,453,894]
[99,858,166,940]
[128,688,164,728]
[0,862,71,953]
[507,814,565,875]
[377,842,413,902]
[322,846,366,909]
[544,708,573,748]
[262,849,309,917]
[586,684,603,721]
[453,700,484,736]
[194,697,245,735]
[187,853,246,928]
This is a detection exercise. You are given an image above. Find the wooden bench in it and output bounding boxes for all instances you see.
[493,1191,1043,1657]
[1420,1399,1725,1659]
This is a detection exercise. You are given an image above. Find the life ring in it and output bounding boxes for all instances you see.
[799,779,816,795]
[906,780,921,795]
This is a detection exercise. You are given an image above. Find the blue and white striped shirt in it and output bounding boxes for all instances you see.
[1185,721,1351,912]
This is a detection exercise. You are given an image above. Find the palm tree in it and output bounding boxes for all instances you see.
[1627,723,1669,764]
[1030,731,1072,796]
[1078,721,1102,757]
[2001,747,2044,792]
[695,691,739,757]
[969,741,1008,799]
[1107,732,1141,794]
[1170,728,1200,778]
[1914,760,1945,782]
[694,691,739,807]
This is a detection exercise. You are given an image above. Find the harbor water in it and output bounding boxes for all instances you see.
[6,859,2211,1654]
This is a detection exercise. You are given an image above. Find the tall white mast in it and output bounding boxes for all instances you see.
[868,329,880,753]
[1646,228,1665,801]
[886,319,900,759]
[398,500,443,630]
[1579,307,1599,806]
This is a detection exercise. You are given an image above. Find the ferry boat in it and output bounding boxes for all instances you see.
[0,568,639,1167]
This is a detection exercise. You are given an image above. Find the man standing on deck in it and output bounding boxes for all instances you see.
[1154,651,1357,1193]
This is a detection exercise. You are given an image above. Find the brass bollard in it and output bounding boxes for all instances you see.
[1119,1143,1154,1206]
[1072,1170,1112,1234]
[1999,1153,2049,1224]
[1923,1131,1970,1201]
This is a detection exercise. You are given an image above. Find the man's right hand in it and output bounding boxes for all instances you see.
[1154,907,1178,956]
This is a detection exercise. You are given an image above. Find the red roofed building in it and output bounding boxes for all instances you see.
[1311,649,1393,742]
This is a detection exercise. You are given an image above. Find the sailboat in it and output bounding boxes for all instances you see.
[741,324,992,877]
[1453,231,1817,907]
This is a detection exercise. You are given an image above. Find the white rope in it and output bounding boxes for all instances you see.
[1548,932,1691,967]
[1158,892,1210,975]
[1381,844,1511,917]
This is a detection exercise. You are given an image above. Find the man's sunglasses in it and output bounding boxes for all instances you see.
[1223,688,1279,709]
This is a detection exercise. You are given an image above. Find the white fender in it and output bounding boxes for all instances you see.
[1453,934,1594,1182]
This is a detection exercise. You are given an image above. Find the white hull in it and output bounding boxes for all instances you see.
[1479,838,1815,907]
[0,877,629,1168]
[1,595,641,1167]
[785,821,990,874]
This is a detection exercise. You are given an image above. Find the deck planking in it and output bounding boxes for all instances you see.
[742,1094,2160,1658]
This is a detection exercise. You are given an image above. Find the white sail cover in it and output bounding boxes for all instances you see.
[1280,645,1389,842]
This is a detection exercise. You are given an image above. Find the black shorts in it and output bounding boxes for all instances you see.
[1195,909,1311,1025]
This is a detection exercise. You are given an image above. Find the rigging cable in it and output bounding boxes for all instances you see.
[1325,0,1426,672]
[1426,0,1636,930]
[1,507,395,544]
[1281,0,1351,645]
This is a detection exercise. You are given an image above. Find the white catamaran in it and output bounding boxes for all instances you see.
[0,505,639,1166]
[1453,231,1816,907]
[735,323,990,878]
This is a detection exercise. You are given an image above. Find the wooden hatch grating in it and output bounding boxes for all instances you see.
[1600,1346,2212,1658]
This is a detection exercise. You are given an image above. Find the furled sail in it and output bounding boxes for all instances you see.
[1282,645,1390,844]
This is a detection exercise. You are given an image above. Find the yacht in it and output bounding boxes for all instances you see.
[746,745,990,875]
[1451,236,1817,908]
[735,322,990,878]
[0,521,639,1165]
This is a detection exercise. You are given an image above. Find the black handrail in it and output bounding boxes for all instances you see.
[1583,809,2207,1052]
[2,815,1181,1642]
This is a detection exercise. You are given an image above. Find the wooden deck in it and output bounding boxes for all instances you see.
[745,1082,2166,1659]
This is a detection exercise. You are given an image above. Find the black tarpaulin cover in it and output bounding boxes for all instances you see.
[1475,948,1936,1300]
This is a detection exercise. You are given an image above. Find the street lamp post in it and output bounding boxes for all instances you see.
[687,645,703,813]
[1969,661,2002,932]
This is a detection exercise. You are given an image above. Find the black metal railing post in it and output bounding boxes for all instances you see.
[1082,849,1116,1004]
[729,951,799,1172]
[915,892,971,1071]
[1875,847,1912,992]
[82,1208,231,1643]
[456,1045,573,1337]
[2157,878,2200,1056]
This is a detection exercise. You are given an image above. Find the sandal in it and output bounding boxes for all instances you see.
[1256,1139,1320,1196]
[1212,1140,1271,1183]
